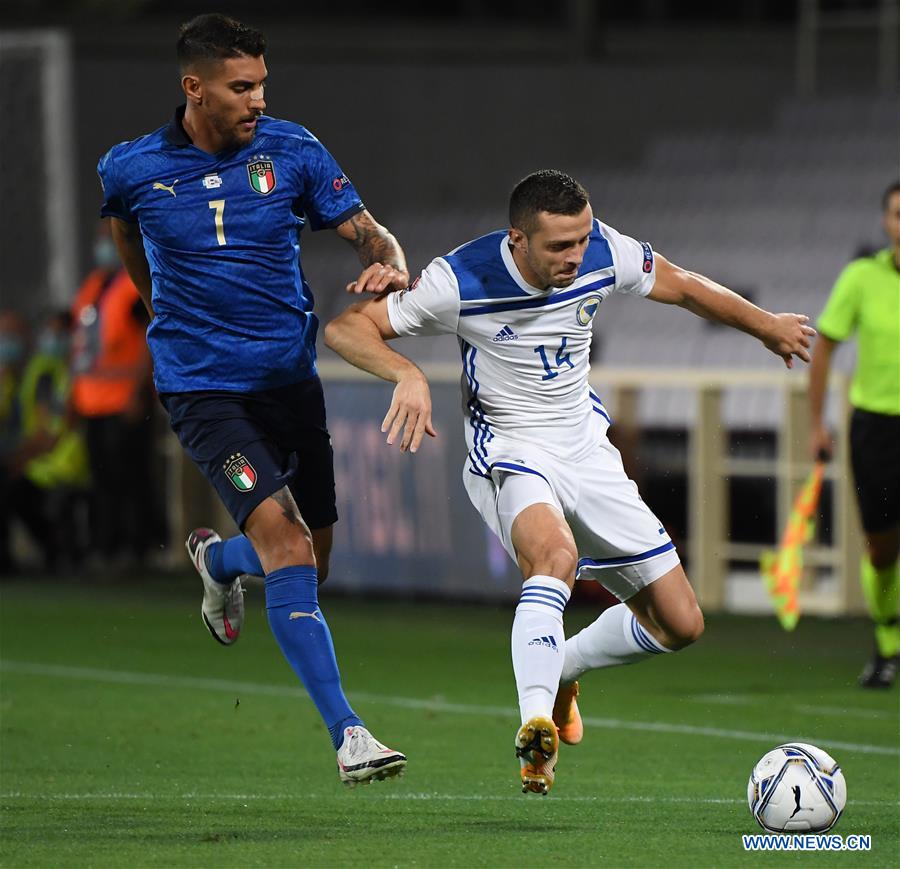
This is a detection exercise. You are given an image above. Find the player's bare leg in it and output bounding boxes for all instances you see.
[625,563,705,652]
[243,490,316,572]
[560,563,703,746]
[246,488,406,784]
[509,500,576,794]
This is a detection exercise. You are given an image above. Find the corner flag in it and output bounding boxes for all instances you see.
[760,461,825,631]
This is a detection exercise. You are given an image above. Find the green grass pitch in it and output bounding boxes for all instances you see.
[1,577,897,867]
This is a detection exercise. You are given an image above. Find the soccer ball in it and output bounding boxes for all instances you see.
[747,742,846,833]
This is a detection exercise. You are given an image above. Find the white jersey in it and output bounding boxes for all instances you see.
[387,219,656,475]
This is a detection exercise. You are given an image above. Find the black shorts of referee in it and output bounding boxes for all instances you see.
[850,408,900,534]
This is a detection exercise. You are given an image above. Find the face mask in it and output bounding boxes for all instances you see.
[94,237,119,270]
[0,336,25,366]
[37,331,67,359]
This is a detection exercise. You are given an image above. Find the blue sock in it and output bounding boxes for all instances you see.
[265,565,363,749]
[205,535,263,584]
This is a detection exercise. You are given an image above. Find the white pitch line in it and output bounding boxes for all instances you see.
[0,792,897,807]
[0,791,732,804]
[1,659,897,757]
[692,694,897,721]
[792,703,896,721]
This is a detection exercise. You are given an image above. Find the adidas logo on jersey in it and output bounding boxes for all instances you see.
[528,635,558,651]
[492,325,519,342]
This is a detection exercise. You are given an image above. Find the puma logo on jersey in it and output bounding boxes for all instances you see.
[152,179,178,197]
[492,325,519,342]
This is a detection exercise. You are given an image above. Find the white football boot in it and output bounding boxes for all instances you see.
[185,527,244,646]
[336,725,407,786]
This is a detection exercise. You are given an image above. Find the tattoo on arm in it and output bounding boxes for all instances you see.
[271,488,303,527]
[343,212,406,271]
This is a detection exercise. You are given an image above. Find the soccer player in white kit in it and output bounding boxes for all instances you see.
[325,170,816,795]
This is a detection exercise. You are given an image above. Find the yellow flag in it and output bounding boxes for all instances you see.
[760,462,825,630]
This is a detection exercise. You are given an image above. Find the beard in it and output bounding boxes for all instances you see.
[209,107,253,151]
[552,270,578,287]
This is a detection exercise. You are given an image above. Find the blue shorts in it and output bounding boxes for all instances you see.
[161,376,337,531]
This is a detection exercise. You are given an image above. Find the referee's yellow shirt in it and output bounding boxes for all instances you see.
[818,248,900,416]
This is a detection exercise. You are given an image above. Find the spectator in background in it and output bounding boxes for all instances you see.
[0,310,89,572]
[809,180,900,688]
[0,311,30,573]
[71,219,154,567]
[0,311,29,456]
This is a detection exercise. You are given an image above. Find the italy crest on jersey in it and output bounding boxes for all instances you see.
[223,453,257,491]
[247,159,276,195]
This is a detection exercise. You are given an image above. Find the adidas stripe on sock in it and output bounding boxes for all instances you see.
[561,603,671,683]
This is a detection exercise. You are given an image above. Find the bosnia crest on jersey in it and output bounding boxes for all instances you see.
[576,295,602,326]
[247,159,276,195]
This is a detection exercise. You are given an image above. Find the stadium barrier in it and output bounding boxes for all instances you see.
[165,364,862,615]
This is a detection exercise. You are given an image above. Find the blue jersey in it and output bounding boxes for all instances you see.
[98,106,365,393]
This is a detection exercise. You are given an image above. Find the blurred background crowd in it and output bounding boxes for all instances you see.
[1,220,165,574]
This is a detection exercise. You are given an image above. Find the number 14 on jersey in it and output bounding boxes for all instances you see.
[534,338,575,381]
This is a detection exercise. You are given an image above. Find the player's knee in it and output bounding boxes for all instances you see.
[528,544,578,586]
[256,528,315,572]
[665,605,704,650]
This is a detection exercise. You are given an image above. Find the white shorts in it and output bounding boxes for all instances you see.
[462,437,681,601]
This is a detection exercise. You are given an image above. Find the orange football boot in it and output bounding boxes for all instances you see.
[552,681,583,745]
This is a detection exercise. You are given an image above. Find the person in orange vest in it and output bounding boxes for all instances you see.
[71,220,155,566]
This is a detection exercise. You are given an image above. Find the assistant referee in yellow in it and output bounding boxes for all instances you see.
[809,180,900,688]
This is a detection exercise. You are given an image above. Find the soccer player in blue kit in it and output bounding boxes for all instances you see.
[99,14,407,785]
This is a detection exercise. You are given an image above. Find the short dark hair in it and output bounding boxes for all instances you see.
[509,169,590,234]
[177,14,266,71]
[882,180,900,211]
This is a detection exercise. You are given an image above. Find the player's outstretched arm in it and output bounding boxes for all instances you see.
[324,297,436,453]
[110,217,154,318]
[335,210,410,295]
[648,253,816,369]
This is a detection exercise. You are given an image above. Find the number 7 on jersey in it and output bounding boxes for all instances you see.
[208,199,226,246]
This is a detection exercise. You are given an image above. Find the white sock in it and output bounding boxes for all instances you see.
[511,575,571,724]
[561,603,671,683]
